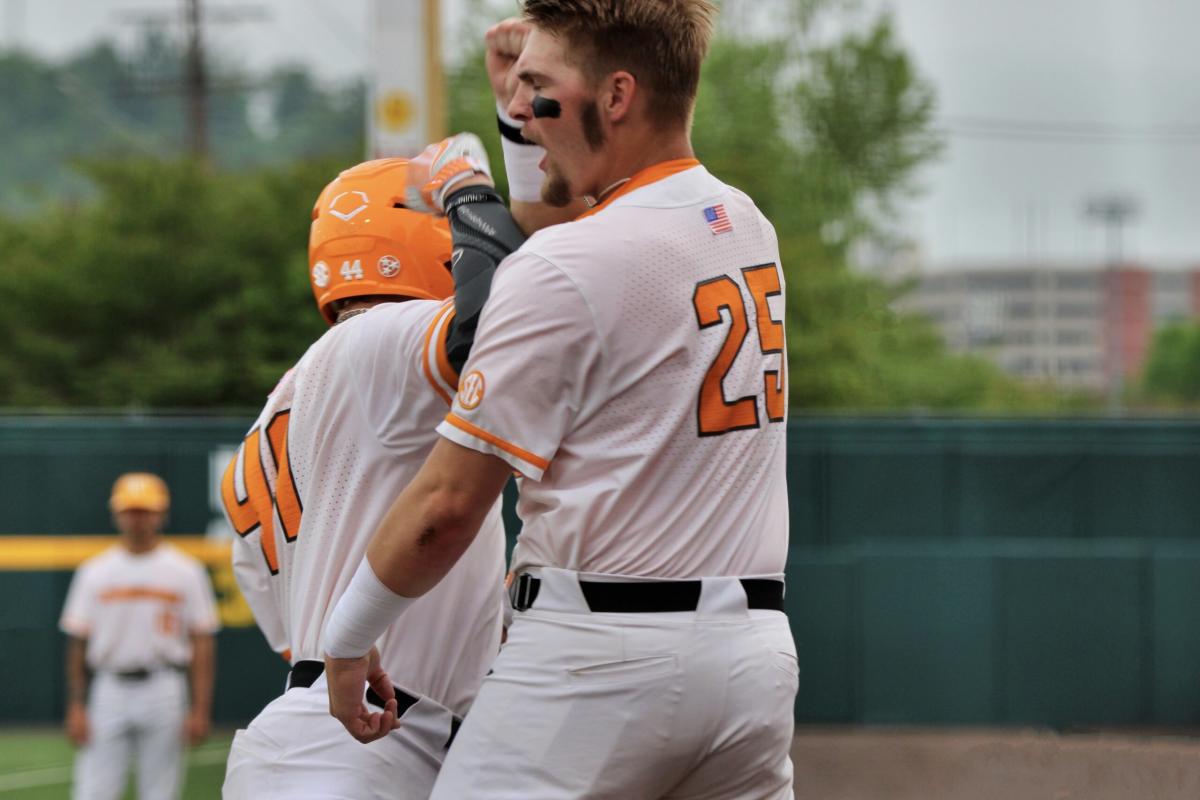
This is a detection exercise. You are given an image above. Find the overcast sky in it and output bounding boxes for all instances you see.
[5,0,1200,271]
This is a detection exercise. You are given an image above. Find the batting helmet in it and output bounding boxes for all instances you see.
[309,158,454,325]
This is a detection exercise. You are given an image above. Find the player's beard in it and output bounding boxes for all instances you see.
[541,101,606,208]
[542,169,573,208]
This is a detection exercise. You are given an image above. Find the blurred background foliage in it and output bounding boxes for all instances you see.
[0,0,1110,411]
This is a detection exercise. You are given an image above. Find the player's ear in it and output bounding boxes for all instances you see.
[604,71,636,123]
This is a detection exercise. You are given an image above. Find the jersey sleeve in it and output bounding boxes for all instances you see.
[436,252,602,481]
[184,561,221,635]
[231,530,289,654]
[59,565,93,637]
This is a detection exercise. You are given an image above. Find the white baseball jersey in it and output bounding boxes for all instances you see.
[437,160,788,579]
[222,300,505,716]
[59,543,219,671]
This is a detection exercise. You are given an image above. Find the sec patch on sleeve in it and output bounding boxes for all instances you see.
[457,370,486,410]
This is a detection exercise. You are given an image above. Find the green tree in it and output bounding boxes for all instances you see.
[0,35,366,211]
[1140,322,1200,406]
[0,158,337,407]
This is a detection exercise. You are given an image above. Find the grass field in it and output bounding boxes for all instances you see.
[6,727,1200,799]
[0,730,232,799]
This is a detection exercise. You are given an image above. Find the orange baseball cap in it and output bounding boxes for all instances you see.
[109,473,170,513]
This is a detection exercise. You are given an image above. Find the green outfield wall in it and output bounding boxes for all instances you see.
[1,415,1198,727]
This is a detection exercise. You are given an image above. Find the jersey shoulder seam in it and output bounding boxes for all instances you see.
[507,250,610,391]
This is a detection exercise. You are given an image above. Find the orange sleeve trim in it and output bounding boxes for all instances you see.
[280,649,292,663]
[444,413,550,472]
[421,302,456,406]
[434,308,460,390]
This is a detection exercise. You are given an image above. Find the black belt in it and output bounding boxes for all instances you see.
[508,574,785,613]
[111,665,186,681]
[287,661,462,748]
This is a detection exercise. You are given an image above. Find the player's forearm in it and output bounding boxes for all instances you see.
[189,634,215,717]
[323,440,510,659]
[366,446,502,597]
[65,637,88,708]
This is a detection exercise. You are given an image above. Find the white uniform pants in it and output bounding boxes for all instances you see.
[222,673,458,800]
[73,671,188,800]
[431,569,799,800]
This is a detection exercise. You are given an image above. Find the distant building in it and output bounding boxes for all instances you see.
[894,265,1200,391]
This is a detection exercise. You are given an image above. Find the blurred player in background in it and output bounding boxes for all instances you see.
[60,472,219,800]
[220,136,541,799]
[324,2,796,797]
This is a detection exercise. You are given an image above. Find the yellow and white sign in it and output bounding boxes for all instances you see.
[368,0,445,158]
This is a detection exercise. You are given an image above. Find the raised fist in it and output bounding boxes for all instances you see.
[485,18,531,111]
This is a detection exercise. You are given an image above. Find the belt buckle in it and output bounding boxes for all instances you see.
[509,573,536,612]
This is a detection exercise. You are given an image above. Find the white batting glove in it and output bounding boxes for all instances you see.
[404,132,493,214]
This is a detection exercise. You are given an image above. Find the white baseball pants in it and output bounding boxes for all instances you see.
[431,568,799,799]
[222,673,458,799]
[72,670,188,800]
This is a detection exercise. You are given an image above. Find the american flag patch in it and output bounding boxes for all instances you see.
[704,204,733,235]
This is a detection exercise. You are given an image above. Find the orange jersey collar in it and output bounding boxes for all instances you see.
[576,158,701,220]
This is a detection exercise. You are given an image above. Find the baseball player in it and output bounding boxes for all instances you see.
[61,472,219,800]
[323,2,797,797]
[220,137,538,799]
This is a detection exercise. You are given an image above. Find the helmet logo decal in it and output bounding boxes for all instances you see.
[377,254,401,278]
[458,371,486,410]
[312,261,330,288]
[328,190,369,221]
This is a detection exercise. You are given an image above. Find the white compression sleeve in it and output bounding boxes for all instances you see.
[323,559,415,659]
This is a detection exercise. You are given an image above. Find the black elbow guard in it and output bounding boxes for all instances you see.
[441,185,528,374]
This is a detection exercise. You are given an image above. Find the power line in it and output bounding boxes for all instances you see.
[116,0,269,160]
[938,115,1200,144]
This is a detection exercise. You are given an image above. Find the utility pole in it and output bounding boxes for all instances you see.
[117,0,267,162]
[1085,195,1140,415]
[183,0,209,160]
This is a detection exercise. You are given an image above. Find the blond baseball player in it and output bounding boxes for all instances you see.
[220,138,537,799]
[324,2,796,797]
[61,472,219,800]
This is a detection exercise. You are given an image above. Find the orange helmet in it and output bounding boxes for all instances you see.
[110,472,170,513]
[309,158,454,324]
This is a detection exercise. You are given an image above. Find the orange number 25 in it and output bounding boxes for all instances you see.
[692,264,786,437]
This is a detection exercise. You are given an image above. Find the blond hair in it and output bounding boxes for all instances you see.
[522,0,717,128]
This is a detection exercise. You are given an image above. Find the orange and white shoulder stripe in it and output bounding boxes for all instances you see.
[422,300,460,406]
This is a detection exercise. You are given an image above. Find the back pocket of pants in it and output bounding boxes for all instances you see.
[568,654,678,686]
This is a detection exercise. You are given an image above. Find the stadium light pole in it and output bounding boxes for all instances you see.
[1085,194,1140,415]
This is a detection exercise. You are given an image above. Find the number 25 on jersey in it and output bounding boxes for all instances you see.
[693,263,786,437]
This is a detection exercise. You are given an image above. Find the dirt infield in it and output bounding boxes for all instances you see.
[792,728,1200,800]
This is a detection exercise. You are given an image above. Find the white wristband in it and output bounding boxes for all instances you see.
[323,559,415,659]
[498,102,546,203]
[502,138,547,202]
